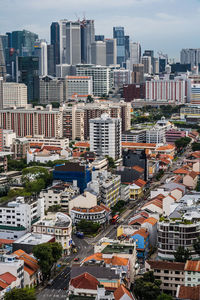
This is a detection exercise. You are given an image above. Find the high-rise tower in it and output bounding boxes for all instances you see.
[0,37,6,79]
[81,20,95,64]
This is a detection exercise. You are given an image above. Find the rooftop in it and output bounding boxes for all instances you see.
[70,272,99,290]
[13,233,54,245]
[147,260,185,271]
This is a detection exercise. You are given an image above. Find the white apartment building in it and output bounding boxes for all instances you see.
[40,182,79,211]
[158,193,200,261]
[87,170,121,208]
[26,135,69,149]
[3,83,27,108]
[184,260,200,287]
[90,113,122,160]
[65,75,93,98]
[146,117,172,144]
[33,212,72,254]
[0,196,44,239]
[113,69,131,88]
[0,254,24,288]
[3,129,16,151]
[76,64,111,96]
[91,41,106,66]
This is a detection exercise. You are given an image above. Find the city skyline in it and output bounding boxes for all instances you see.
[1,0,200,60]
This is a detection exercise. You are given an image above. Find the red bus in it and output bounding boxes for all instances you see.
[111,214,119,224]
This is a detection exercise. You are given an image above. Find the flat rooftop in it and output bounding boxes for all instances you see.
[13,233,53,245]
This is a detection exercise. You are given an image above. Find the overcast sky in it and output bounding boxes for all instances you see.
[0,0,200,60]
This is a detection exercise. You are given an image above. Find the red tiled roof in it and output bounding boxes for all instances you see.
[187,170,198,179]
[122,142,156,148]
[134,178,146,187]
[147,260,185,271]
[132,165,144,173]
[129,217,146,226]
[142,217,157,226]
[71,205,105,213]
[114,284,134,300]
[0,280,8,289]
[177,285,200,300]
[143,198,163,209]
[13,250,39,273]
[132,228,149,239]
[173,168,189,175]
[0,239,15,245]
[185,260,200,272]
[0,272,17,285]
[156,144,175,151]
[83,253,128,266]
[74,142,90,148]
[70,272,99,290]
[42,146,62,151]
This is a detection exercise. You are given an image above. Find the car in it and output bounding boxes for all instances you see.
[74,257,80,262]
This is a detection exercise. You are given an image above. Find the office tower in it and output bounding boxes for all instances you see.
[105,39,117,66]
[132,64,144,84]
[47,44,55,76]
[66,21,81,65]
[0,35,8,58]
[76,64,111,96]
[58,19,68,64]
[11,30,38,56]
[129,42,141,65]
[113,69,130,88]
[39,76,64,104]
[18,56,39,102]
[3,82,27,108]
[0,37,6,79]
[154,58,159,74]
[95,35,104,41]
[113,27,125,66]
[90,113,122,160]
[50,22,60,65]
[0,105,63,138]
[5,48,18,81]
[0,78,3,109]
[65,75,93,98]
[34,40,48,76]
[125,35,130,61]
[56,64,76,77]
[81,20,95,64]
[91,41,106,66]
[159,58,167,73]
[180,49,200,68]
[142,56,152,74]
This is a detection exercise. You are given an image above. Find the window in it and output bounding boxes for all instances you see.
[175,271,180,274]
[164,270,169,274]
[188,278,191,281]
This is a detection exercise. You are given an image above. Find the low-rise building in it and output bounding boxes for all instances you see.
[0,196,44,240]
[131,228,149,261]
[184,260,200,287]
[27,136,69,149]
[87,170,121,208]
[3,130,16,151]
[11,138,30,159]
[12,233,55,254]
[129,178,146,201]
[68,191,97,214]
[145,260,185,297]
[32,212,72,254]
[0,272,21,299]
[0,253,24,288]
[70,205,109,225]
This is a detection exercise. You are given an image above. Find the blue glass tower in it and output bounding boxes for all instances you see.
[113,27,125,66]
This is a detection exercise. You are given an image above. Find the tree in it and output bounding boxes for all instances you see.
[87,95,94,103]
[193,237,200,256]
[192,142,200,152]
[33,242,62,279]
[51,102,60,108]
[76,219,101,235]
[133,271,161,300]
[174,246,191,262]
[175,137,191,152]
[105,156,116,169]
[5,287,36,300]
[157,293,173,300]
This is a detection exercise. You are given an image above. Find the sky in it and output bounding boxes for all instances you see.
[0,0,200,60]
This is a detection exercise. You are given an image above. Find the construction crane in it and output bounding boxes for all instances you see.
[157,51,168,60]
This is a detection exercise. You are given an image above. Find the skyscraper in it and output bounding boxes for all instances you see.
[142,56,152,74]
[105,39,117,66]
[125,35,130,61]
[90,113,122,160]
[132,64,144,84]
[180,48,200,68]
[81,20,95,64]
[130,42,141,65]
[0,37,6,79]
[47,44,55,76]
[50,22,60,65]
[113,27,125,66]
[95,35,104,42]
[58,19,68,64]
[66,21,81,65]
[18,56,39,102]
[91,41,106,66]
[11,30,38,56]
[34,40,48,76]
[0,77,3,109]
